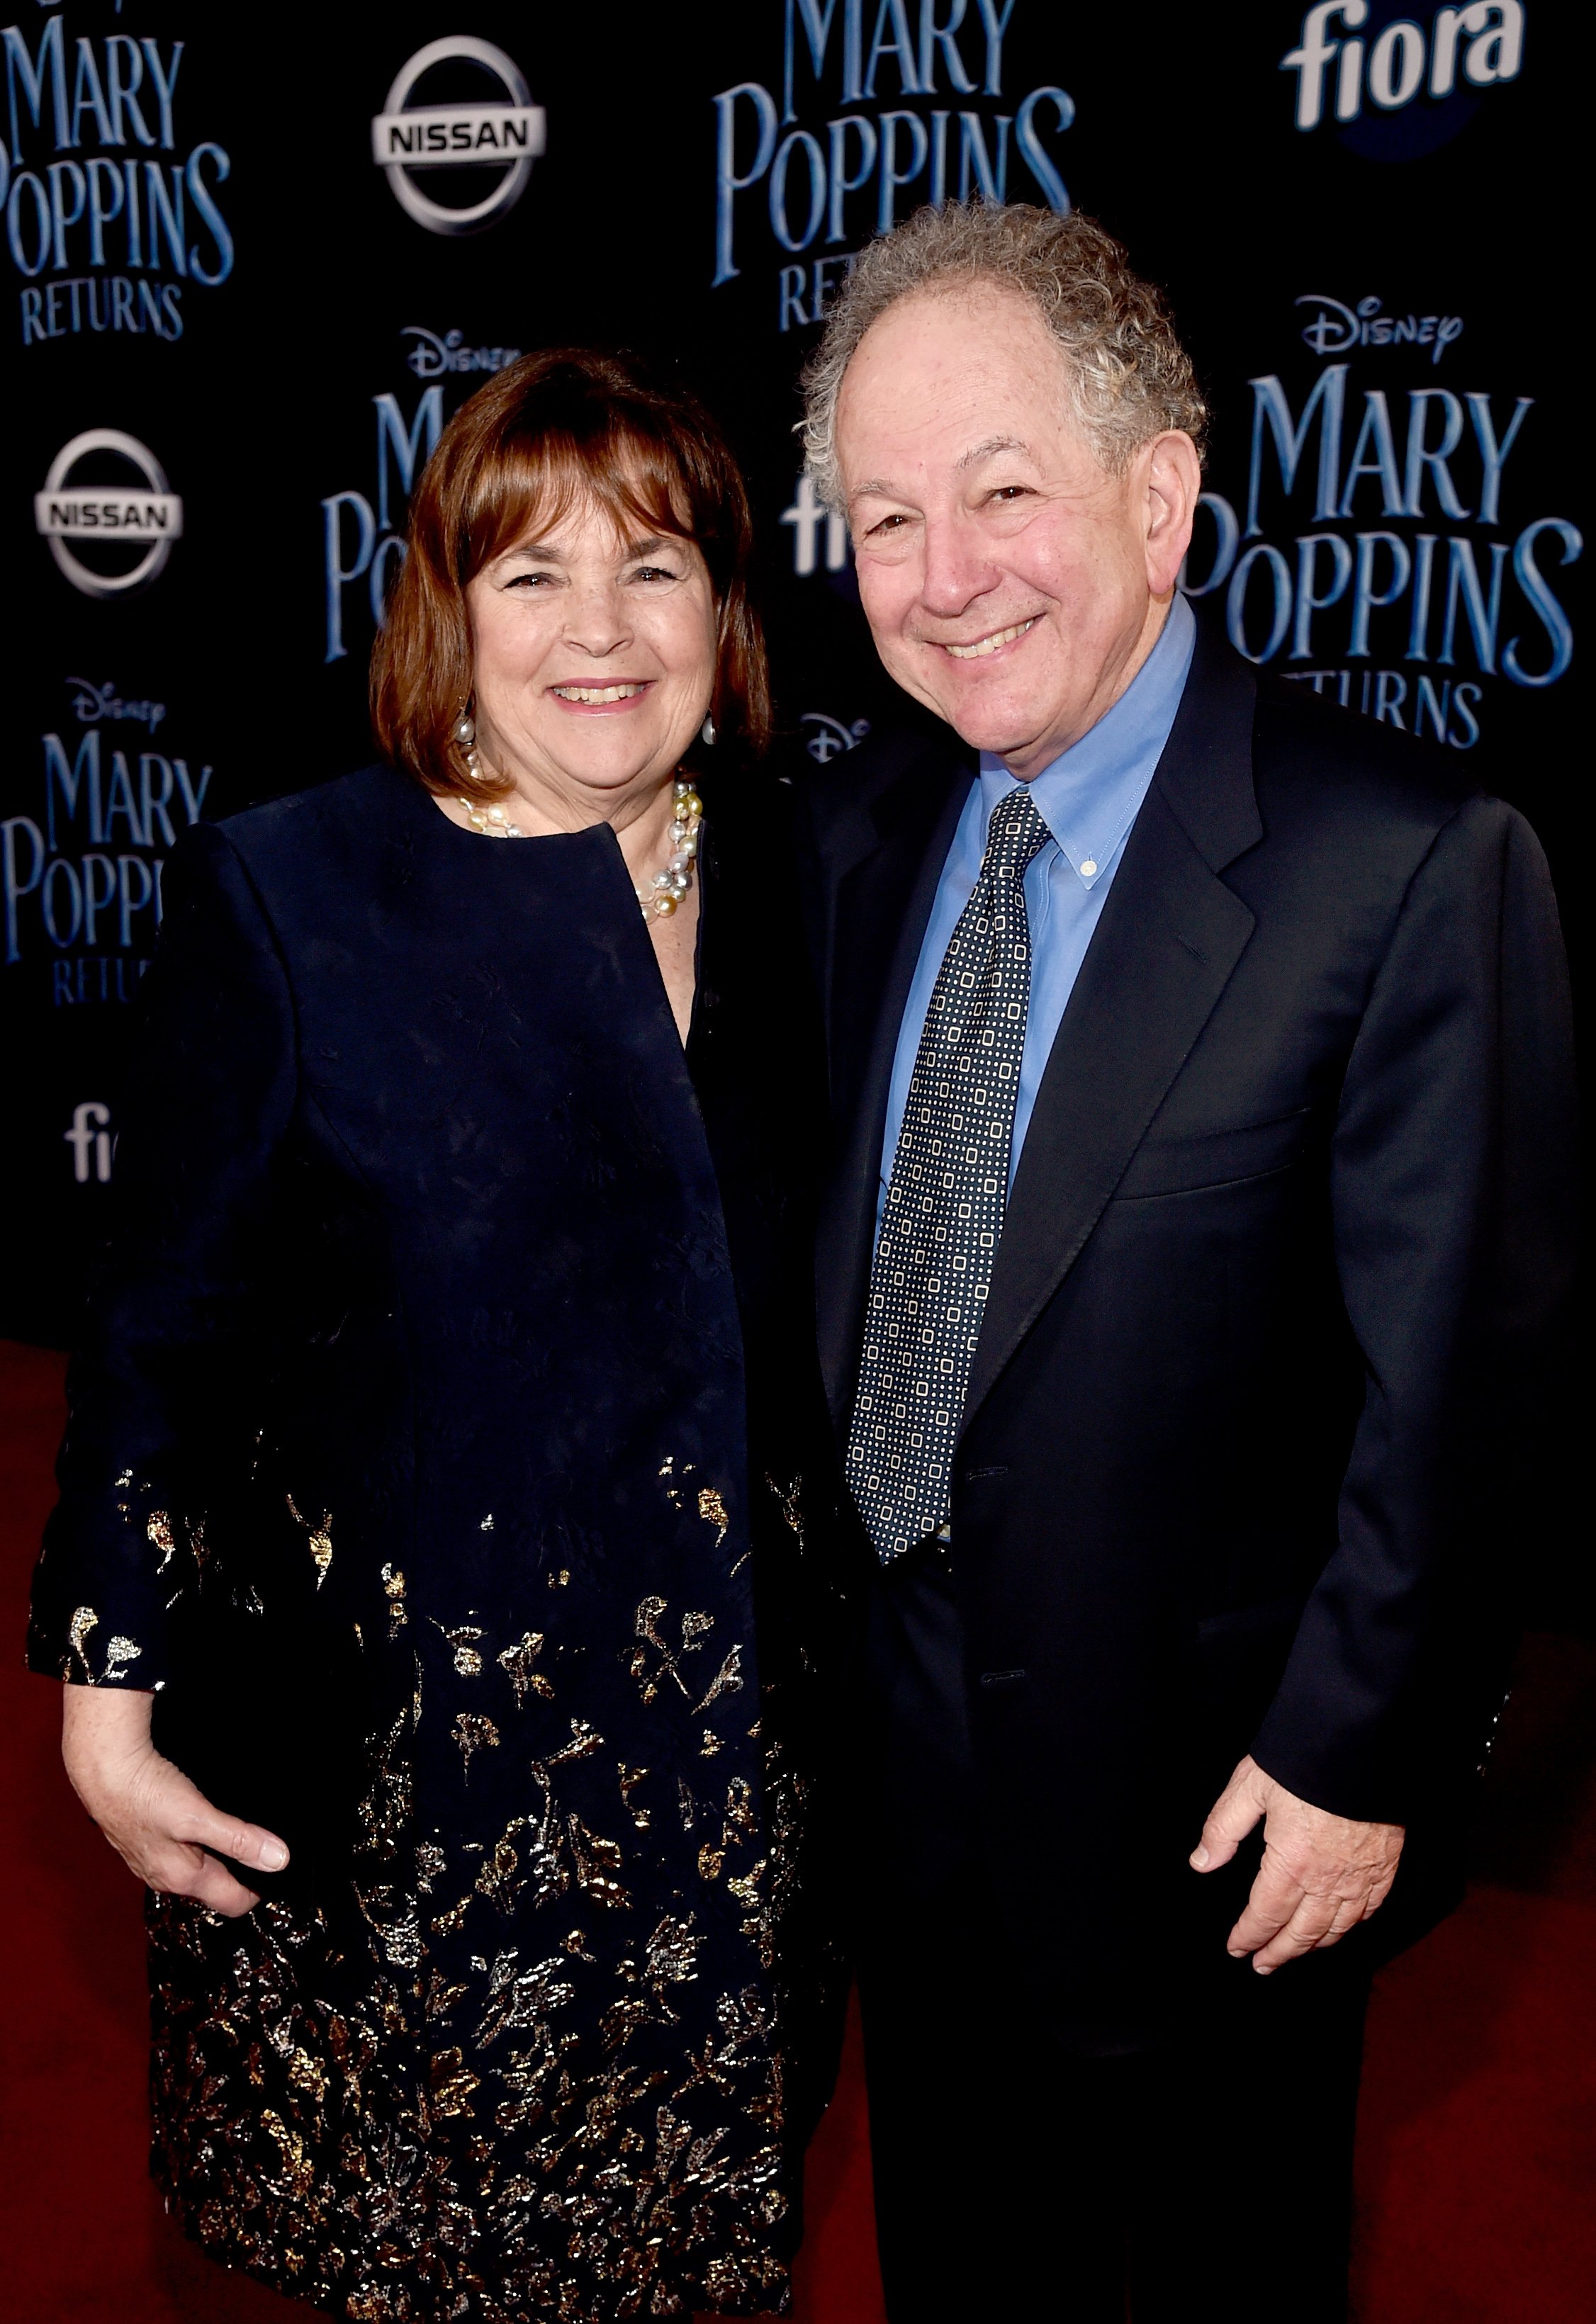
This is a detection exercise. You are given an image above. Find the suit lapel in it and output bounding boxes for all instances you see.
[816,740,972,1429]
[962,631,1263,1429]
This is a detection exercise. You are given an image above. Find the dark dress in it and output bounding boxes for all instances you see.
[27,764,847,2323]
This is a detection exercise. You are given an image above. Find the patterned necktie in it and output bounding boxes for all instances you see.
[846,786,1051,1564]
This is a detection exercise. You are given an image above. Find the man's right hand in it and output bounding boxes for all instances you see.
[60,1682,288,1917]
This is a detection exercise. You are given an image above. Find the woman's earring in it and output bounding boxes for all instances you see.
[700,713,717,747]
[454,706,479,779]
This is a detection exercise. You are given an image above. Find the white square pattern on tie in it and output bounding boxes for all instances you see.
[845,787,1051,1562]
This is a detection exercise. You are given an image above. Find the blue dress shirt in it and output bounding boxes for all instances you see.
[879,593,1197,1218]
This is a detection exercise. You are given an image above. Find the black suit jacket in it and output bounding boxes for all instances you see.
[802,628,1576,2038]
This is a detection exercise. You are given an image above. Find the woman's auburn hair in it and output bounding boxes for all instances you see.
[371,346,772,801]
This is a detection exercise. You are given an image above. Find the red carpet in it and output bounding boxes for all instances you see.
[4,1336,1591,2322]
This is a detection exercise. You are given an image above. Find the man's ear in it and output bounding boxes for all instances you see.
[1142,431,1203,598]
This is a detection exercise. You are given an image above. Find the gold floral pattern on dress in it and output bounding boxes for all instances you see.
[693,1645,744,1717]
[286,1494,334,1588]
[60,1606,142,1684]
[381,1564,408,1636]
[452,1713,499,1779]
[67,1604,98,1681]
[133,1444,841,2324]
[496,1630,553,1704]
[436,1621,485,1676]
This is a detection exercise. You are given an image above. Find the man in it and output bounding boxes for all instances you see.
[796,203,1574,2320]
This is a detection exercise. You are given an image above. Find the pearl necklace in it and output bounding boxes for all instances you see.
[452,749,703,921]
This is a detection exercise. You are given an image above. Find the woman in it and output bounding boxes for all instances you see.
[28,349,845,2322]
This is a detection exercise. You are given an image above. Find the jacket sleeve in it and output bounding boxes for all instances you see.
[26,823,298,1691]
[1249,794,1577,1823]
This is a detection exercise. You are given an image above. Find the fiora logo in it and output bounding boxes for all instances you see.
[34,431,183,600]
[371,36,546,236]
[64,1102,113,1185]
[1281,2,1524,130]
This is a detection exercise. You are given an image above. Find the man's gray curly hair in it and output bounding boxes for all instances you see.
[799,203,1208,510]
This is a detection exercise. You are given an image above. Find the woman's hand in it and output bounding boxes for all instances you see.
[60,1685,289,1917]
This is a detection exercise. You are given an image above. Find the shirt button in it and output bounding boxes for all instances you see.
[1080,858,1098,877]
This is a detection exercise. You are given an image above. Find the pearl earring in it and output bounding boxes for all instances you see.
[700,713,717,747]
[454,707,481,779]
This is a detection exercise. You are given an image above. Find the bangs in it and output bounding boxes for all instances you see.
[458,421,712,584]
[371,345,770,801]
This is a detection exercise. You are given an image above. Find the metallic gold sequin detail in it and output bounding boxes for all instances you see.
[697,1486,730,1545]
[566,1817,630,1910]
[693,1644,745,1717]
[284,1494,332,1584]
[436,1621,485,1677]
[381,1563,408,1637]
[67,1605,98,1682]
[617,1764,652,1830]
[495,1630,553,1707]
[130,1442,832,2321]
[428,2046,481,2120]
[765,1472,805,1541]
[451,1712,499,1779]
[543,1717,602,1770]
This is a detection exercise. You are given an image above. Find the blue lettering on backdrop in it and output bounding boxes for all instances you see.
[321,373,445,663]
[2,16,234,346]
[1182,314,1581,743]
[712,0,1074,318]
[4,715,212,984]
[320,333,527,663]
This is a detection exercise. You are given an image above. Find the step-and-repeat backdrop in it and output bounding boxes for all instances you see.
[4,0,1580,1342]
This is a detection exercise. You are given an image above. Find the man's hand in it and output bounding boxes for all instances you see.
[1191,1754,1403,1975]
[61,1683,288,1917]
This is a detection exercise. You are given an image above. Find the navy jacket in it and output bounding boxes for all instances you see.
[27,762,846,2315]
[802,629,1576,2042]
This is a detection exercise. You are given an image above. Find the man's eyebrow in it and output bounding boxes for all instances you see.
[958,434,1031,469]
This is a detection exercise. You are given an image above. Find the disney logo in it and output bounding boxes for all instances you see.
[64,676,166,733]
[1297,295,1463,367]
[403,327,524,380]
[801,711,871,765]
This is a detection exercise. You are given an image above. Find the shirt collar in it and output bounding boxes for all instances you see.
[976,592,1197,890]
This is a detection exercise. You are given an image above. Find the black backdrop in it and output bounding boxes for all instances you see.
[4,0,1582,1350]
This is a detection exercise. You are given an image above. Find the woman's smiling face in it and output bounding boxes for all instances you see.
[465,492,719,812]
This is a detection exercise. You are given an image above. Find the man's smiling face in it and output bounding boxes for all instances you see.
[836,282,1191,779]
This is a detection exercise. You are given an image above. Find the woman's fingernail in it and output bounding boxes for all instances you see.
[261,1841,288,1871]
[1191,1845,1210,1868]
